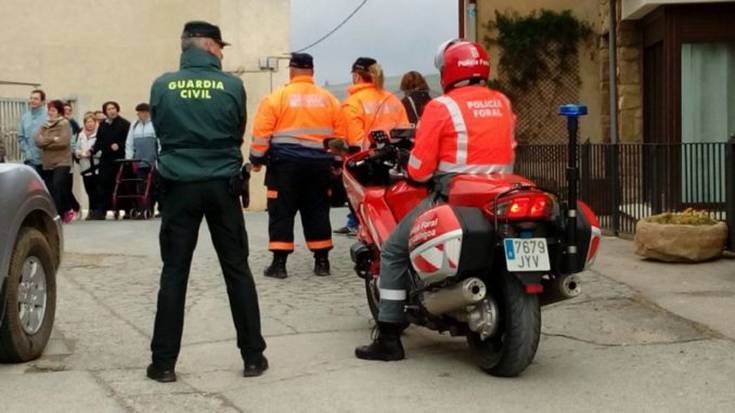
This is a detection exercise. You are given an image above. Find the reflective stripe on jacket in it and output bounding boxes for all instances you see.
[250,75,345,162]
[341,83,409,148]
[407,85,516,182]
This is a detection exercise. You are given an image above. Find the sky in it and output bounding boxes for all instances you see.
[290,0,458,85]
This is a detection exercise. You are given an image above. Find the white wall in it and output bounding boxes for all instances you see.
[0,0,290,210]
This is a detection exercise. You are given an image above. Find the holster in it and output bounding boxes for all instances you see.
[239,163,252,209]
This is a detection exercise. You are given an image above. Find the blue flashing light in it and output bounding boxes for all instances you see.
[559,104,588,118]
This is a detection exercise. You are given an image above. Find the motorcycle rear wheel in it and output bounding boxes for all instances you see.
[467,270,541,377]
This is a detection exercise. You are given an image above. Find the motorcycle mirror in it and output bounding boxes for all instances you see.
[390,128,416,142]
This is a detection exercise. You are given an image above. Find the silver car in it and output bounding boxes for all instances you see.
[0,164,62,362]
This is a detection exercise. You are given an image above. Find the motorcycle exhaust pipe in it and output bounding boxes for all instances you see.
[540,274,582,306]
[422,278,486,316]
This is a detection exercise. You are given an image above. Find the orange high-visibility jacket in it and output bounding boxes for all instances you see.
[250,75,345,160]
[341,83,409,147]
[408,85,517,182]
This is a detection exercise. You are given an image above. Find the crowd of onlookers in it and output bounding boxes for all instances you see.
[12,89,158,223]
[4,70,432,225]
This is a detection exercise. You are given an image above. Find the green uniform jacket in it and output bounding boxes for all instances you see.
[150,48,246,182]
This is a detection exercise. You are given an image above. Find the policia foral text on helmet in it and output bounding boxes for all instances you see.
[146,21,267,383]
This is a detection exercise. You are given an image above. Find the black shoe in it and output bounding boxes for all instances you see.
[355,322,405,361]
[146,363,176,383]
[314,253,330,276]
[243,355,269,377]
[87,210,105,221]
[333,226,351,235]
[264,253,288,279]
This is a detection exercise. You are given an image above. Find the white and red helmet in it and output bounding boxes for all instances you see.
[434,39,491,92]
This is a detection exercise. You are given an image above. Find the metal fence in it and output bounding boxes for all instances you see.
[0,98,28,161]
[515,142,735,249]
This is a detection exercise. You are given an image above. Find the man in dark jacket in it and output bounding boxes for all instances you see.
[90,101,130,219]
[146,21,267,383]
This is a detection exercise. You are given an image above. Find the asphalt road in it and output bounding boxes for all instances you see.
[1,209,734,412]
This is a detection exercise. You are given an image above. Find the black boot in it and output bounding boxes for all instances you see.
[146,363,176,383]
[264,252,288,279]
[313,250,330,276]
[355,322,405,361]
[243,354,269,377]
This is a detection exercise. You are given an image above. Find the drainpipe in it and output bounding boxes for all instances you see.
[609,0,618,145]
[466,1,477,42]
[609,0,621,235]
[458,0,465,38]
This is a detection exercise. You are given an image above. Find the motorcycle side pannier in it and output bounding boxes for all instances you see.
[409,204,494,285]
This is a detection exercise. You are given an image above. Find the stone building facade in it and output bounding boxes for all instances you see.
[464,0,734,144]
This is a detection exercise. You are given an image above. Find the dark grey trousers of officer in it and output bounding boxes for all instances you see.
[151,178,266,368]
[377,196,436,323]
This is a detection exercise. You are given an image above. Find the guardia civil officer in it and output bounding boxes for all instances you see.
[147,21,267,383]
[250,53,346,279]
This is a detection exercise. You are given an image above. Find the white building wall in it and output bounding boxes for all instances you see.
[0,0,290,210]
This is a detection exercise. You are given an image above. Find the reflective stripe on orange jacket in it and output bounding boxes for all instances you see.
[407,85,517,182]
[250,75,345,160]
[341,83,409,147]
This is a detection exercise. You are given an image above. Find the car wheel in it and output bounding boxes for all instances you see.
[0,227,57,363]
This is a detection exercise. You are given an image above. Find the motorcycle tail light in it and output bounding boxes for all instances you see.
[492,193,553,220]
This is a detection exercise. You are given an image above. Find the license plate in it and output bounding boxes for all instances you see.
[503,238,551,272]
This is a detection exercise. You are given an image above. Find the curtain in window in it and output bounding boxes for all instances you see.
[681,42,734,204]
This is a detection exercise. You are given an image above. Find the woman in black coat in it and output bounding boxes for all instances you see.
[399,71,433,125]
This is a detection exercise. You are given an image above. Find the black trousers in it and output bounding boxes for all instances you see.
[82,174,99,212]
[42,167,71,215]
[150,178,266,368]
[66,171,80,212]
[265,160,332,253]
[97,161,119,212]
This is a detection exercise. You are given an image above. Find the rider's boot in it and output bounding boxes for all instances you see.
[354,322,405,361]
[264,252,288,279]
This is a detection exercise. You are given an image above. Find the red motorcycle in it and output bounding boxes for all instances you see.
[342,114,601,377]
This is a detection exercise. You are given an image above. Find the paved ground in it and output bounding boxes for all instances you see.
[1,208,734,412]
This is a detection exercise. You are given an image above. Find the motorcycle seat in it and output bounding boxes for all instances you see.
[447,174,535,208]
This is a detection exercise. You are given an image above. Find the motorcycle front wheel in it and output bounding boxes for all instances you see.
[365,277,380,322]
[364,278,409,334]
[467,269,541,377]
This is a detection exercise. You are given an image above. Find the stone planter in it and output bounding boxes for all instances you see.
[634,217,728,262]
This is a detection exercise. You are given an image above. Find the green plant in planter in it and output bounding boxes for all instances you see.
[484,9,593,92]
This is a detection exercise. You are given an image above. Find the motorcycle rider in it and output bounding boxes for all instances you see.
[355,40,517,361]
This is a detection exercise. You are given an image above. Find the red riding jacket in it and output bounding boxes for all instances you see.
[407,85,516,182]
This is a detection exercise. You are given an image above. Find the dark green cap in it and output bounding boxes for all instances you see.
[182,21,230,47]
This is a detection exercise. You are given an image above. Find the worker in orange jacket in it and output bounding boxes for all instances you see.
[250,53,346,279]
[333,57,410,235]
[355,40,517,361]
